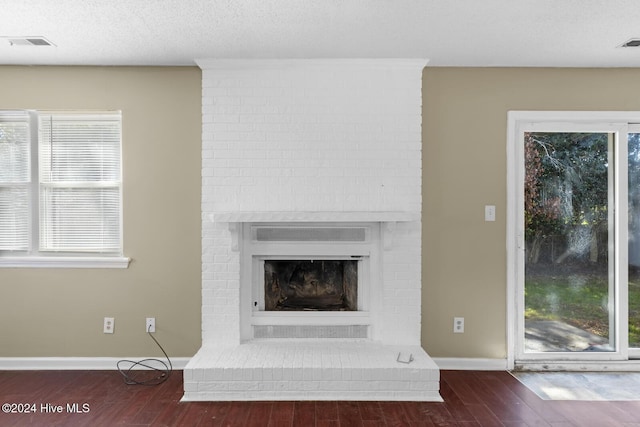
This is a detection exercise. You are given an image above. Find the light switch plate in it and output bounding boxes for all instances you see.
[485,205,496,222]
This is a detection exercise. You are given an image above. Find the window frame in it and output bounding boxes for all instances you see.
[0,110,130,269]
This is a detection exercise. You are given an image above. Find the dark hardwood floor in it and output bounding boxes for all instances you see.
[1,369,639,426]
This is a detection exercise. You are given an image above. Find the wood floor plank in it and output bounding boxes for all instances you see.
[337,400,363,426]
[358,401,386,423]
[362,421,389,427]
[463,403,504,427]
[475,372,551,426]
[243,402,273,427]
[438,380,478,423]
[442,371,487,405]
[406,420,437,427]
[293,401,315,426]
[266,420,295,427]
[173,401,209,426]
[315,401,338,421]
[267,401,294,426]
[0,370,640,426]
[412,402,460,426]
[380,401,413,426]
[218,401,253,426]
[462,372,539,424]
[152,400,190,426]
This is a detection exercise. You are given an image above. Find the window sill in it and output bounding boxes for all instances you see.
[0,256,131,269]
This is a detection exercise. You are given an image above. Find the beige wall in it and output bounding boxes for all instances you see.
[422,67,640,359]
[0,66,202,357]
[4,66,640,361]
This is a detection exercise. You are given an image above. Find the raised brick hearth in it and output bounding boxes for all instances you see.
[183,59,440,401]
[185,342,439,401]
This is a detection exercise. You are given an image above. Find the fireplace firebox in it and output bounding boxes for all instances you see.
[264,259,358,311]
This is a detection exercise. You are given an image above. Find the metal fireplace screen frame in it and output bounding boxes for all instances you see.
[240,222,379,340]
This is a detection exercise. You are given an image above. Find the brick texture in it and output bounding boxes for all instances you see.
[192,59,437,401]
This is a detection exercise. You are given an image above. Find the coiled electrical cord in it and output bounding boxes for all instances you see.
[117,327,172,386]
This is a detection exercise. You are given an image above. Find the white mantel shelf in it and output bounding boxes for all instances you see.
[209,211,420,223]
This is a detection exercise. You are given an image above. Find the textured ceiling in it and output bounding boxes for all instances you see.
[2,0,640,67]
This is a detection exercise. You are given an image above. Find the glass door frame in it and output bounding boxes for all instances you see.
[507,111,640,369]
[627,124,640,360]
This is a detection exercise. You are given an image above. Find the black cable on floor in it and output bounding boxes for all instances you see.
[117,327,172,386]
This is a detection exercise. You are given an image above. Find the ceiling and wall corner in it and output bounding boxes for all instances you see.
[2,1,640,67]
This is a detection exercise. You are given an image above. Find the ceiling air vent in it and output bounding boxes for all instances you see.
[2,36,55,47]
[620,38,640,48]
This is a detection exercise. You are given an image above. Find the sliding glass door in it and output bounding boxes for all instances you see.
[508,112,638,366]
[523,131,616,355]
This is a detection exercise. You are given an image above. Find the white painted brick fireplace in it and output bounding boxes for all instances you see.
[183,58,441,401]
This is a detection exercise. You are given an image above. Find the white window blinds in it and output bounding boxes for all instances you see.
[38,112,122,253]
[0,111,31,251]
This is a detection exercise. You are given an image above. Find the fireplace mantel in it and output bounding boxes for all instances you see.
[209,211,420,223]
[211,211,419,251]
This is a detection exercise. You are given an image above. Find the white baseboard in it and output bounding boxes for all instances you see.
[0,356,506,372]
[0,357,192,370]
[433,357,508,371]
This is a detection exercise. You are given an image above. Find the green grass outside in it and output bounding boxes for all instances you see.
[525,274,640,346]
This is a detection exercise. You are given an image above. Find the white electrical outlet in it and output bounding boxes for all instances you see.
[453,317,464,333]
[146,317,155,333]
[103,317,115,334]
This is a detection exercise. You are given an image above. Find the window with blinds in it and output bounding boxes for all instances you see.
[0,110,122,256]
[0,111,31,251]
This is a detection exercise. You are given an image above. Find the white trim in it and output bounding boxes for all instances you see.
[507,110,640,125]
[196,58,429,71]
[0,357,191,370]
[615,130,630,359]
[506,113,518,370]
[0,256,131,268]
[210,211,420,223]
[433,357,508,371]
